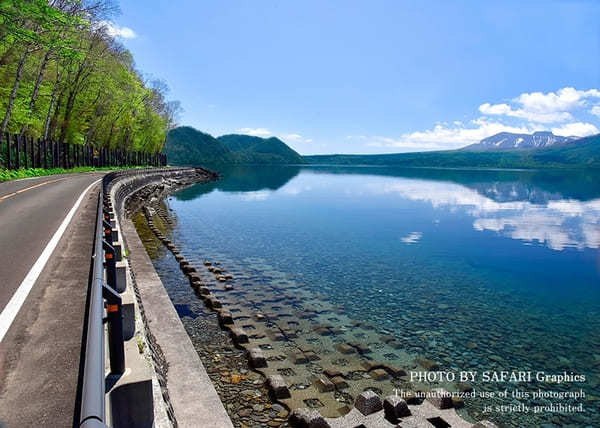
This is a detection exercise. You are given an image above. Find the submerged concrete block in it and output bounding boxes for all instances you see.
[370,368,389,380]
[383,395,411,422]
[267,375,291,399]
[217,310,234,325]
[182,265,196,274]
[247,348,267,368]
[289,408,330,428]
[335,343,355,354]
[230,327,248,344]
[312,375,335,393]
[354,390,383,415]
[331,376,348,390]
[197,287,210,296]
[427,388,453,409]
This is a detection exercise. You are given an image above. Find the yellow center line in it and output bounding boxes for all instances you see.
[0,178,67,202]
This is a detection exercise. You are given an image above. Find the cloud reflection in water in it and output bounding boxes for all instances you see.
[373,179,600,251]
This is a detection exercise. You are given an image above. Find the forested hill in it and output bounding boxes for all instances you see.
[0,1,177,153]
[217,134,304,164]
[304,134,600,169]
[165,126,304,165]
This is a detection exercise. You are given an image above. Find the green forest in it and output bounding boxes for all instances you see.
[0,0,178,154]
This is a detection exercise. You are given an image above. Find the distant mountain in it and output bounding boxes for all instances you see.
[304,134,600,169]
[165,126,304,165]
[465,131,578,151]
[218,134,304,164]
[166,125,600,169]
[165,127,233,165]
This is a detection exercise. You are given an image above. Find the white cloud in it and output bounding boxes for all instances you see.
[237,127,273,137]
[281,133,313,144]
[479,87,600,123]
[358,87,600,152]
[355,119,532,152]
[237,128,312,144]
[551,122,599,137]
[99,21,137,39]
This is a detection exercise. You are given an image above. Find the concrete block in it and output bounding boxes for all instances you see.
[267,375,291,399]
[122,289,135,340]
[323,368,342,378]
[336,343,355,354]
[427,388,453,409]
[247,348,267,368]
[182,265,196,274]
[116,261,127,293]
[230,327,248,344]
[331,376,348,390]
[113,241,123,261]
[312,375,334,392]
[370,368,389,380]
[107,337,153,428]
[197,287,210,296]
[383,395,411,422]
[289,408,330,428]
[354,390,383,415]
[217,310,234,325]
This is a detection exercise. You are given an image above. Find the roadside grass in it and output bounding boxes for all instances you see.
[0,166,158,182]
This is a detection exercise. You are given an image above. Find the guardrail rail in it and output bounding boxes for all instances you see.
[79,173,125,428]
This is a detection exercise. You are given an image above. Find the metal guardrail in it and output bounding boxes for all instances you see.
[78,168,194,427]
[79,174,125,428]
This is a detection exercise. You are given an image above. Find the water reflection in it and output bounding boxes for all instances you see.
[177,165,600,251]
[372,179,600,251]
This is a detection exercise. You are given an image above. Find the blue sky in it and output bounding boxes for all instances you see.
[107,0,600,154]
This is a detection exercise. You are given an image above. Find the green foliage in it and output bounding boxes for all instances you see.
[165,126,304,165]
[0,165,151,182]
[218,134,304,164]
[165,126,233,164]
[304,135,600,169]
[0,0,178,153]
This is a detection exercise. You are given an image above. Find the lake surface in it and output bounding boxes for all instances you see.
[153,166,600,426]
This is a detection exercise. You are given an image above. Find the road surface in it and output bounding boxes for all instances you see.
[0,172,105,428]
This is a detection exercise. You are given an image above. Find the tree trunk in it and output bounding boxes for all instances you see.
[43,67,61,140]
[20,49,53,136]
[47,86,65,140]
[1,48,30,136]
[59,89,77,143]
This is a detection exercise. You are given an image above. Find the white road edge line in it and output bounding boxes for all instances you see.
[0,178,101,343]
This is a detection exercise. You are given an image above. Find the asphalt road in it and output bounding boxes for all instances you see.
[0,172,105,427]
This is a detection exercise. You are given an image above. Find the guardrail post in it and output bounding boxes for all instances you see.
[103,238,116,289]
[102,283,125,375]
